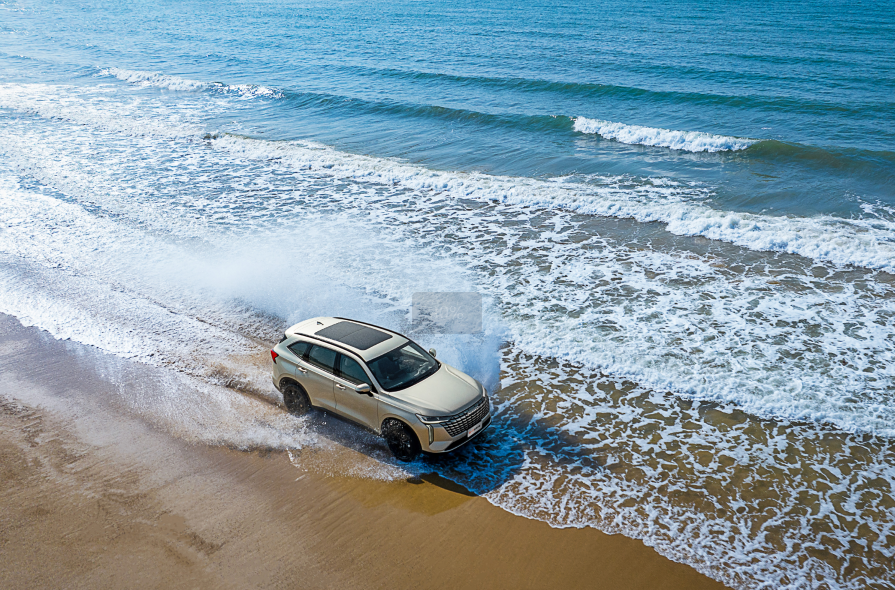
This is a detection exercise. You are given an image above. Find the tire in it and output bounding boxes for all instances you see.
[382,419,421,462]
[282,383,311,416]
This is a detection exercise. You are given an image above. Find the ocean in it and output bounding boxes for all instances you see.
[1,0,894,587]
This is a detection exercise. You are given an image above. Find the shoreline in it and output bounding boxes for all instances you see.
[0,314,728,589]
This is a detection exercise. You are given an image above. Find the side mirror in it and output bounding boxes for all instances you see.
[428,348,437,358]
[355,383,372,395]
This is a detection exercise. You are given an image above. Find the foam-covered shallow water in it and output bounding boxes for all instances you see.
[1,0,894,587]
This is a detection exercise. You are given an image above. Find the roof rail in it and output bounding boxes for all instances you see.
[296,333,357,357]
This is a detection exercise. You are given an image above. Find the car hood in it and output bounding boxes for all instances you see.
[392,363,481,415]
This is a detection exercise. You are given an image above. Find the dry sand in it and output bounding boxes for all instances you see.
[0,316,728,589]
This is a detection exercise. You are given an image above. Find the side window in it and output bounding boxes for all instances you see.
[338,355,372,387]
[288,340,310,359]
[306,345,337,374]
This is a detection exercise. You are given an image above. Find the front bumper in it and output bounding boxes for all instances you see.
[423,412,491,453]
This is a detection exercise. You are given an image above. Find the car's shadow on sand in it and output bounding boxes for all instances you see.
[296,400,600,498]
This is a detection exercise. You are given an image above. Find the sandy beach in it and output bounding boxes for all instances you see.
[0,315,727,589]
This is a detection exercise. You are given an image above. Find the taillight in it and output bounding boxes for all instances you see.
[270,350,279,363]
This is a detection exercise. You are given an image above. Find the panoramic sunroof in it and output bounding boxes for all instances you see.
[315,321,392,350]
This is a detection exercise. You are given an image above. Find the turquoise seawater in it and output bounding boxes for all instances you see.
[1,1,894,588]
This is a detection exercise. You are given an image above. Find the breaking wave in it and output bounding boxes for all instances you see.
[574,116,756,152]
[97,67,284,99]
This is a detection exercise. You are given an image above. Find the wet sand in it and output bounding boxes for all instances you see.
[0,315,728,589]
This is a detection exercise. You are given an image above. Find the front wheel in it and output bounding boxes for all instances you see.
[382,419,421,462]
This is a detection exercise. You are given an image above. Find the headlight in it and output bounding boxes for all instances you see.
[416,414,449,425]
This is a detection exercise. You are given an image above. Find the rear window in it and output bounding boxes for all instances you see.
[306,344,337,374]
[288,340,310,359]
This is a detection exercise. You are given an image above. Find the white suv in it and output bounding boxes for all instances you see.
[271,317,491,461]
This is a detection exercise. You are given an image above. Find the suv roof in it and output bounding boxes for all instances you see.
[286,317,408,361]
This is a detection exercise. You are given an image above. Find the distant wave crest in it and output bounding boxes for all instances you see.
[97,67,284,99]
[574,116,756,152]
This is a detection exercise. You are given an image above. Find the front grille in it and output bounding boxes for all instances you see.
[445,416,492,451]
[444,397,489,437]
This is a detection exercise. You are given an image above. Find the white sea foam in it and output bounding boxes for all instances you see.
[574,116,756,152]
[0,83,207,137]
[211,133,895,273]
[469,354,895,590]
[98,67,284,98]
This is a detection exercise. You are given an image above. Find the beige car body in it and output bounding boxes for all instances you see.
[271,317,491,453]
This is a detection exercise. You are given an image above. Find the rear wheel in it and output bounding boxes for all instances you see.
[282,383,311,416]
[382,419,421,462]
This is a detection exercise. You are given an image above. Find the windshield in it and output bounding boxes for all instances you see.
[367,342,439,391]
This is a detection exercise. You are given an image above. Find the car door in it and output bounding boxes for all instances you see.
[281,339,313,382]
[300,344,338,410]
[333,353,379,429]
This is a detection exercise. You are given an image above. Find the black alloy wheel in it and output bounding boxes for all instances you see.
[383,419,421,462]
[283,383,311,416]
